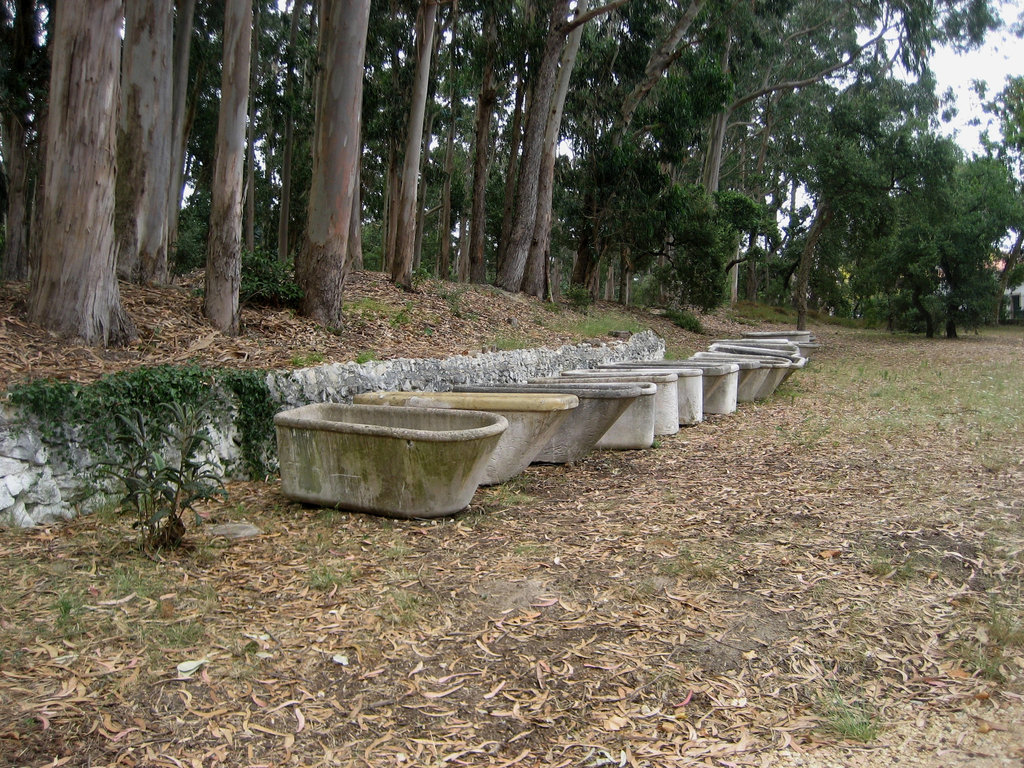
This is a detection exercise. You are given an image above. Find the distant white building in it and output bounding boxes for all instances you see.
[1006,284,1024,320]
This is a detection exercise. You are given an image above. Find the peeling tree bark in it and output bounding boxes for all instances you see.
[523,0,589,299]
[116,0,174,285]
[391,0,437,290]
[167,0,198,262]
[204,0,253,335]
[28,0,136,346]
[793,201,831,331]
[296,0,371,326]
[468,8,497,284]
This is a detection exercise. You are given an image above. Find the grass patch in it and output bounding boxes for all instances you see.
[291,351,325,367]
[657,547,729,580]
[551,308,647,338]
[152,619,205,649]
[815,685,880,742]
[309,563,357,591]
[377,589,426,627]
[487,332,535,351]
[54,592,86,637]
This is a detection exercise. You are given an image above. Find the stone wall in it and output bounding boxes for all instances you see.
[0,331,664,528]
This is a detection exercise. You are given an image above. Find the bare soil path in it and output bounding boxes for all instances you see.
[1,276,1023,767]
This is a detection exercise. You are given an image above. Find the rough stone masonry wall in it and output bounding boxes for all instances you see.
[0,331,665,528]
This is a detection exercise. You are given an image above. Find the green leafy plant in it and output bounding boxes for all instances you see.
[216,370,278,479]
[102,400,226,550]
[240,249,303,308]
[564,283,592,312]
[665,308,704,334]
[354,350,376,364]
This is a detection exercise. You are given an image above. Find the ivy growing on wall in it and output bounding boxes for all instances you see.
[7,365,279,479]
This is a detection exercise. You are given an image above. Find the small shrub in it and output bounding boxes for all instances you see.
[354,350,376,364]
[101,400,226,550]
[665,308,703,334]
[565,284,592,311]
[240,249,303,308]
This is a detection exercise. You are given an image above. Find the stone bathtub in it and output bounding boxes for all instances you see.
[691,352,796,396]
[274,403,507,519]
[352,391,577,485]
[671,360,740,415]
[595,362,704,425]
[554,370,680,436]
[516,382,659,454]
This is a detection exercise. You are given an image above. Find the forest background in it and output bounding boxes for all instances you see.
[2,0,1024,347]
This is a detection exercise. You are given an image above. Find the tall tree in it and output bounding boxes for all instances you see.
[467,6,498,284]
[523,0,590,298]
[167,0,198,266]
[116,0,174,285]
[28,0,136,345]
[390,0,438,290]
[204,0,253,335]
[494,0,571,292]
[276,0,307,262]
[296,0,371,325]
[1,0,45,282]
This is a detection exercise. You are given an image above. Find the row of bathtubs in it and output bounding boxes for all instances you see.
[274,330,816,519]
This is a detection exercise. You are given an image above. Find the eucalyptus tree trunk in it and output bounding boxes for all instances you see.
[28,0,136,345]
[349,180,364,270]
[383,139,399,272]
[2,114,30,281]
[700,34,731,195]
[994,230,1023,323]
[413,106,438,273]
[437,0,459,280]
[495,0,571,292]
[277,0,307,262]
[468,8,498,284]
[245,1,261,255]
[167,0,197,261]
[1,0,35,282]
[391,0,437,290]
[296,0,371,325]
[204,0,253,335]
[456,213,470,282]
[116,0,173,285]
[496,75,526,275]
[523,0,589,299]
[793,201,831,331]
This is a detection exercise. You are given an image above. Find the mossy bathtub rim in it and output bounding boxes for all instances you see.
[274,402,508,519]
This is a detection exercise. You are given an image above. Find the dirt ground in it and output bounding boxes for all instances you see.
[1,275,1023,767]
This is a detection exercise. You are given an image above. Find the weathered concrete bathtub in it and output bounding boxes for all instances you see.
[671,360,740,415]
[554,370,680,436]
[691,352,795,396]
[274,403,507,518]
[352,391,577,485]
[516,382,659,454]
[596,361,704,425]
[683,356,766,403]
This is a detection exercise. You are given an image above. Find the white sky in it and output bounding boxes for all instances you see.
[930,5,1022,155]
